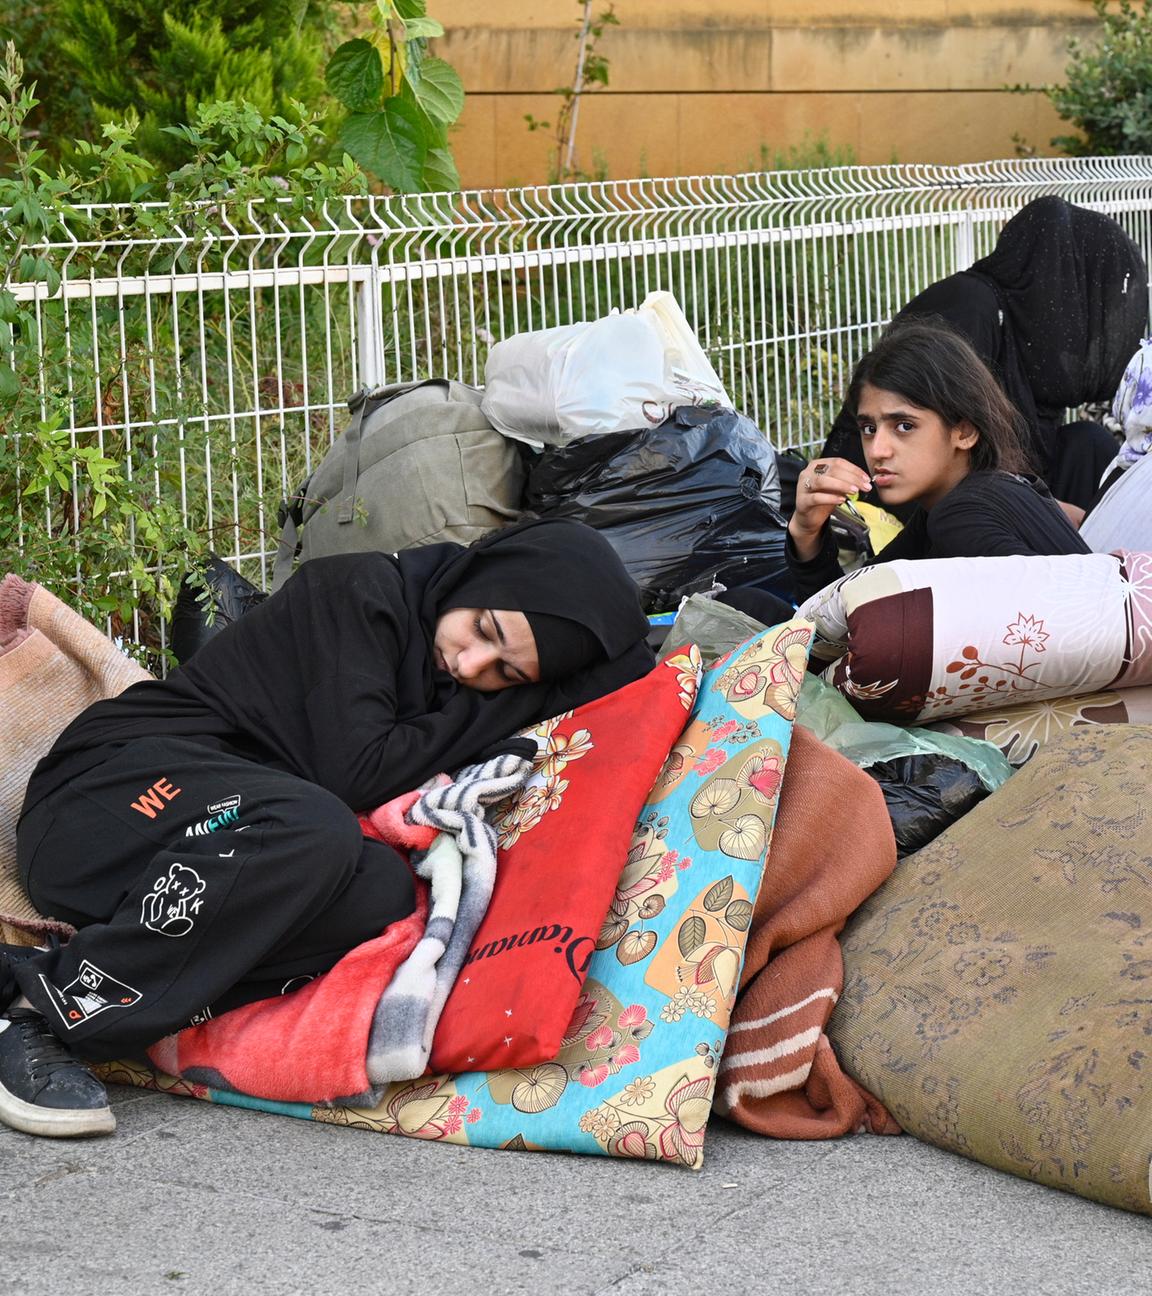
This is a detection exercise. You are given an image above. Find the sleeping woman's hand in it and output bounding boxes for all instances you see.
[788,457,872,561]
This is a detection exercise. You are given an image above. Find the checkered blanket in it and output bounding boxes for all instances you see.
[366,753,533,1085]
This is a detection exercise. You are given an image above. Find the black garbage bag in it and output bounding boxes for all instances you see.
[170,555,267,664]
[865,753,991,858]
[524,405,789,612]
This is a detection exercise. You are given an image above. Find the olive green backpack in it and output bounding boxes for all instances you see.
[271,379,525,591]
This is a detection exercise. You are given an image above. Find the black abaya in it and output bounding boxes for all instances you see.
[12,519,655,1056]
[26,519,654,814]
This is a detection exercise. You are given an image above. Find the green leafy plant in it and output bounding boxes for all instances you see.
[1016,0,1152,155]
[6,0,335,176]
[0,43,365,660]
[524,0,619,183]
[325,0,464,192]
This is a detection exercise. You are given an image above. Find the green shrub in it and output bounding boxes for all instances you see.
[1,0,337,176]
[0,43,365,662]
[1040,0,1152,155]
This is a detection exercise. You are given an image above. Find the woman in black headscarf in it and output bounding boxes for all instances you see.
[2,520,652,1137]
[821,196,1148,511]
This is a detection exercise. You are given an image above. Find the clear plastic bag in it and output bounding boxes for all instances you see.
[797,674,1012,787]
[481,291,731,446]
[797,674,1013,855]
[664,593,769,664]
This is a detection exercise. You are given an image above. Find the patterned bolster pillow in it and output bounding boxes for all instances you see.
[797,550,1152,725]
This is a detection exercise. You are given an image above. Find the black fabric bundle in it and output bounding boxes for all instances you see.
[969,195,1146,419]
[822,196,1148,500]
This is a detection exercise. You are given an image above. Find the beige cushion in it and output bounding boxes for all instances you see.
[830,725,1152,1216]
[0,575,150,943]
[925,685,1152,767]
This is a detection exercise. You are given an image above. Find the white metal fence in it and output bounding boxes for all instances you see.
[6,155,1152,615]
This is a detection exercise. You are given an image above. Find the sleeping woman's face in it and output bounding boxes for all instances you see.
[433,607,541,692]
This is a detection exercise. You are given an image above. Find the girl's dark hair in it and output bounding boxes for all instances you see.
[847,319,1030,474]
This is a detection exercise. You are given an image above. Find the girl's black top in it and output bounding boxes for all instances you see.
[786,469,1092,605]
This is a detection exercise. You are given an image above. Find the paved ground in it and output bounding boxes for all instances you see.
[2,1080,1149,1295]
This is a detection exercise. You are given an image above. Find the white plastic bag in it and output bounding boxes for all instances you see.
[480,291,731,446]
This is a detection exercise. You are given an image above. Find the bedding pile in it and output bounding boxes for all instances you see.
[12,539,1152,1208]
[97,621,813,1168]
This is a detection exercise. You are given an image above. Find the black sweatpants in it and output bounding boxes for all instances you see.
[14,737,416,1062]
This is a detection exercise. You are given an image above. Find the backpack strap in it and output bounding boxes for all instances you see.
[336,386,372,524]
[270,475,311,593]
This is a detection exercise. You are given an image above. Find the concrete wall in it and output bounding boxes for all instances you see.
[435,0,1106,188]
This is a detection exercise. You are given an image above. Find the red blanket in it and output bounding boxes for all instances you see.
[145,794,436,1103]
[716,724,902,1138]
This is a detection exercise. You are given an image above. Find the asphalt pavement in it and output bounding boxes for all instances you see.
[2,1079,1149,1295]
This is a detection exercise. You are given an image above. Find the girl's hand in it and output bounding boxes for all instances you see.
[788,458,873,561]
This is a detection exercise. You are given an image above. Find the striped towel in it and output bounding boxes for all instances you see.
[366,752,532,1085]
[716,725,902,1138]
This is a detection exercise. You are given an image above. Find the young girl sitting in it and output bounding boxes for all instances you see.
[788,321,1091,604]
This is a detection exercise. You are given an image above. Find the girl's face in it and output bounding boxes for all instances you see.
[433,607,540,692]
[856,383,979,509]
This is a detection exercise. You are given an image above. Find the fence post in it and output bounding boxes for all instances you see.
[356,269,385,390]
[953,207,976,271]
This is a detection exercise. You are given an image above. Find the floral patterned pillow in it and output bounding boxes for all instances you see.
[924,684,1152,767]
[798,551,1152,724]
[101,619,813,1170]
[830,726,1152,1216]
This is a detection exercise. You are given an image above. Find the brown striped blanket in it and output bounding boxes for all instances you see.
[716,724,902,1138]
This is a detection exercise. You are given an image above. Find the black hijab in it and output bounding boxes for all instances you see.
[433,517,647,681]
[391,516,654,731]
[968,195,1147,415]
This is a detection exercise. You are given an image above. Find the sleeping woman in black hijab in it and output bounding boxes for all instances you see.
[821,196,1148,511]
[2,519,652,1138]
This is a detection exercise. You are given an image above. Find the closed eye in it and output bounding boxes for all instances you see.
[481,611,530,685]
